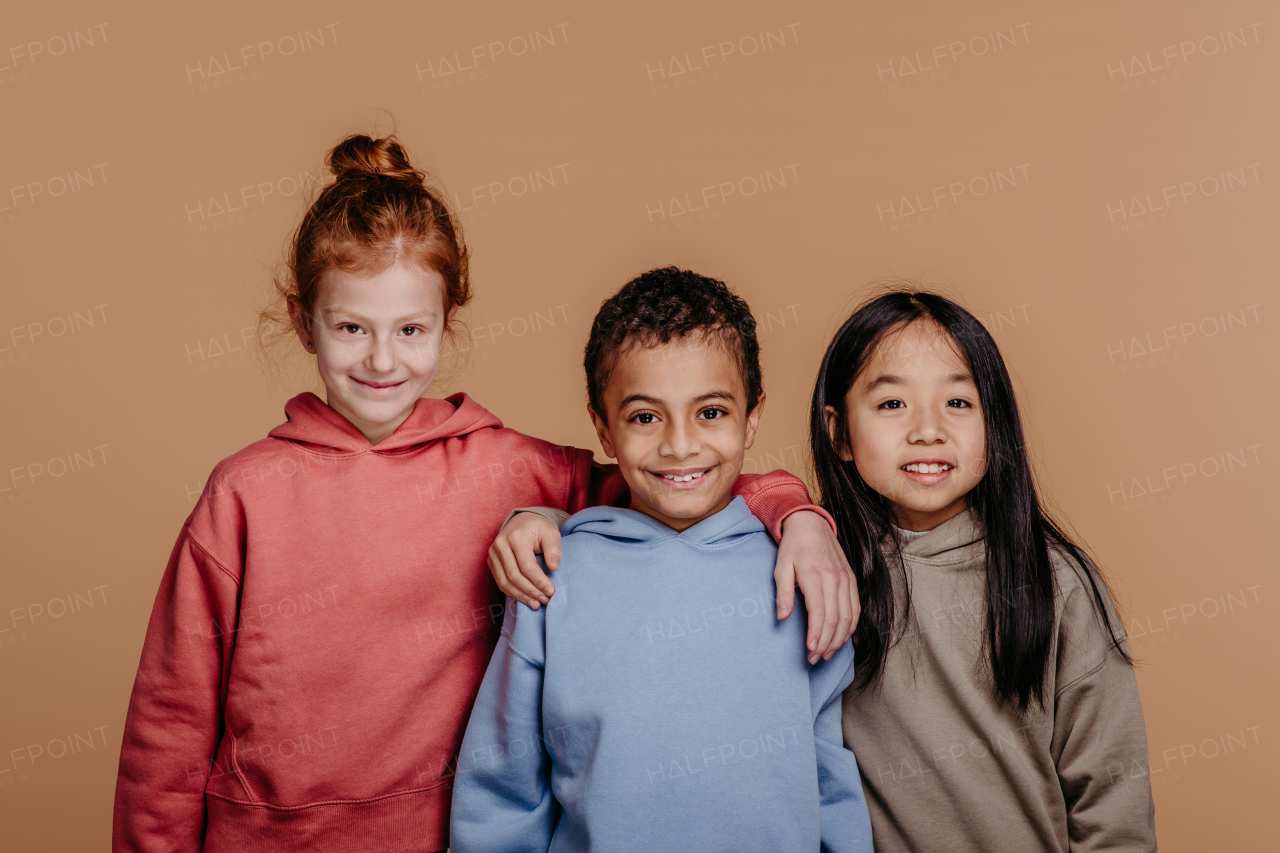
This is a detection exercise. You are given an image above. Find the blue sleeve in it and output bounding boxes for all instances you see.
[809,641,874,853]
[449,596,555,853]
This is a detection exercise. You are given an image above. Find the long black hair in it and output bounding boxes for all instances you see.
[810,289,1130,712]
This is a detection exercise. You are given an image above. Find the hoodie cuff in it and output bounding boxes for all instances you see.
[501,507,572,531]
[745,479,838,542]
[778,505,838,539]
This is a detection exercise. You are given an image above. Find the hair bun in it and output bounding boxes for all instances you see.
[327,134,423,183]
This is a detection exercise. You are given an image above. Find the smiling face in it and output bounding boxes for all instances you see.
[827,319,987,532]
[292,262,451,446]
[590,333,763,532]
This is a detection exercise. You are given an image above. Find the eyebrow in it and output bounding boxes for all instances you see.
[618,394,661,408]
[864,374,905,391]
[617,389,739,409]
[864,372,974,391]
[325,306,438,324]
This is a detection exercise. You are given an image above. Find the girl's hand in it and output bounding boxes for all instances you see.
[487,513,563,610]
[775,510,860,664]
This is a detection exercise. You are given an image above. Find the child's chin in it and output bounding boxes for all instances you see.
[347,399,413,422]
[900,495,963,519]
[652,493,729,520]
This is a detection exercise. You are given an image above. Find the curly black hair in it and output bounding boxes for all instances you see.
[584,266,762,421]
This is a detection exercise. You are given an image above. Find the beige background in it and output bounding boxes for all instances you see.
[1,1,1276,849]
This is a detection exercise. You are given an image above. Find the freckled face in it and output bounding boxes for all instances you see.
[827,320,987,532]
[591,334,764,532]
[292,262,451,446]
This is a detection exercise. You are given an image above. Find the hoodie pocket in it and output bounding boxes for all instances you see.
[207,726,259,803]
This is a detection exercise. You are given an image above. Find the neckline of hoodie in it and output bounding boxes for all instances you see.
[274,439,437,459]
[572,530,763,553]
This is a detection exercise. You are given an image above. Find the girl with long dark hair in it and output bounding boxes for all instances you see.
[812,289,1156,852]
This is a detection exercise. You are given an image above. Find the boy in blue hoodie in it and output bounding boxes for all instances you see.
[450,267,873,852]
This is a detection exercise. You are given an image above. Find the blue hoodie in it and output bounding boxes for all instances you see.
[450,497,872,852]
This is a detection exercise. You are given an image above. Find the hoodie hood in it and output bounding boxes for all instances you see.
[561,495,765,548]
[898,507,985,562]
[267,392,504,454]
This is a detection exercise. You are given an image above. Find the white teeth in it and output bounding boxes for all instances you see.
[904,463,952,474]
[663,471,704,482]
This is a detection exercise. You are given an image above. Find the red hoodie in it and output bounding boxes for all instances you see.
[113,392,825,853]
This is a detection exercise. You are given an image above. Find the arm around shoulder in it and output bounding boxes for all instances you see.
[733,470,834,542]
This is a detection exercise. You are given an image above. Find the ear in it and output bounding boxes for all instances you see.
[288,301,314,352]
[588,406,617,460]
[742,391,765,452]
[825,404,854,462]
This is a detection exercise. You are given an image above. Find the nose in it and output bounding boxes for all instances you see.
[906,404,947,445]
[367,333,396,373]
[659,419,701,461]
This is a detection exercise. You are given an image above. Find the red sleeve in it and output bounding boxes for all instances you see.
[113,522,239,853]
[564,456,631,515]
[731,471,836,542]
[563,455,833,543]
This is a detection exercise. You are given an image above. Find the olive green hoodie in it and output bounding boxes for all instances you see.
[843,509,1156,852]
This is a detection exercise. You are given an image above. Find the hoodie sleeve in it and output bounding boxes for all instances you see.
[450,596,555,853]
[1050,561,1157,852]
[561,453,833,542]
[808,640,874,853]
[113,520,241,853]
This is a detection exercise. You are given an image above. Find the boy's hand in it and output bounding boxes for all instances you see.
[487,512,563,610]
[775,510,860,664]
